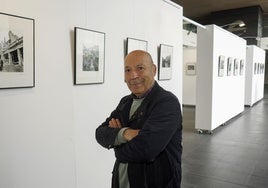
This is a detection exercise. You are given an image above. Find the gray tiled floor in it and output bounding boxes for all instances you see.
[182,85,268,188]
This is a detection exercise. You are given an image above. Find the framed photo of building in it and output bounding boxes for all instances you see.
[239,59,244,75]
[126,37,147,55]
[218,55,225,77]
[186,63,196,75]
[233,58,239,76]
[227,57,233,76]
[74,27,105,85]
[158,44,173,80]
[0,12,35,89]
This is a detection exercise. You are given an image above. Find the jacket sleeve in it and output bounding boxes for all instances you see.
[95,100,125,149]
[95,115,121,149]
[114,94,182,163]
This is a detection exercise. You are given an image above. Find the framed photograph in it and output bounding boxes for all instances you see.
[233,58,239,76]
[0,12,35,89]
[261,64,265,74]
[218,55,225,77]
[254,63,257,75]
[158,44,173,80]
[126,37,147,55]
[227,57,233,76]
[186,63,196,75]
[257,63,260,74]
[239,59,244,75]
[74,27,105,85]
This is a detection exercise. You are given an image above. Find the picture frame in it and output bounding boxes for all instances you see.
[218,55,225,77]
[254,63,257,75]
[233,58,239,76]
[126,37,148,55]
[239,59,244,75]
[261,64,265,74]
[158,44,173,80]
[186,63,196,75]
[0,12,35,89]
[227,57,233,76]
[257,63,260,74]
[74,27,105,85]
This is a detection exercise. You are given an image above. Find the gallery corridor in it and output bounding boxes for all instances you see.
[181,85,268,188]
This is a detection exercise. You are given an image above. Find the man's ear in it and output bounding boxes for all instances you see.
[153,64,157,75]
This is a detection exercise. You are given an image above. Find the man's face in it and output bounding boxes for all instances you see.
[124,51,156,97]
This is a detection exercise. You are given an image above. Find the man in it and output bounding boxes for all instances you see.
[95,50,182,188]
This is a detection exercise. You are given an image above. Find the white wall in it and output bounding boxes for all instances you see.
[0,1,183,188]
[245,45,266,106]
[196,25,246,131]
[183,47,197,105]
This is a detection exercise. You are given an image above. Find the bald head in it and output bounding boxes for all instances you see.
[125,50,154,66]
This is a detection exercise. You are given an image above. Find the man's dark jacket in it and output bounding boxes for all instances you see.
[95,82,182,188]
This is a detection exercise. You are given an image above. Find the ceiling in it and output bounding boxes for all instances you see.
[171,0,268,20]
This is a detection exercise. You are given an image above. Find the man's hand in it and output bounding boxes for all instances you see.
[123,128,140,141]
[108,118,122,128]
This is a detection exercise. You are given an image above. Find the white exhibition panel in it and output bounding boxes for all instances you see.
[245,45,266,106]
[0,1,183,188]
[183,47,197,105]
[183,29,197,47]
[196,25,246,131]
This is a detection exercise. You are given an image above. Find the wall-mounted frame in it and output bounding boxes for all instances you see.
[218,55,225,77]
[0,12,35,89]
[261,63,265,74]
[186,63,196,75]
[257,63,260,74]
[233,58,239,76]
[126,37,147,55]
[227,57,233,76]
[239,59,244,75]
[158,44,173,80]
[254,63,257,75]
[74,27,105,85]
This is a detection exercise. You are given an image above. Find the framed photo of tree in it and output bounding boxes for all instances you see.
[74,27,105,85]
[0,12,35,89]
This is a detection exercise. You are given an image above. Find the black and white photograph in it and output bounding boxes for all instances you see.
[74,27,105,85]
[218,55,225,77]
[233,58,239,76]
[186,63,196,75]
[126,37,147,55]
[158,44,173,80]
[0,12,34,89]
[254,63,257,75]
[261,63,265,74]
[227,57,233,76]
[239,59,244,75]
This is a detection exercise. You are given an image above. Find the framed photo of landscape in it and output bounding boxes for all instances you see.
[158,44,173,80]
[74,27,105,85]
[0,12,35,89]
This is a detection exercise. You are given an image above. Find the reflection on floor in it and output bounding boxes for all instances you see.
[181,85,268,188]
